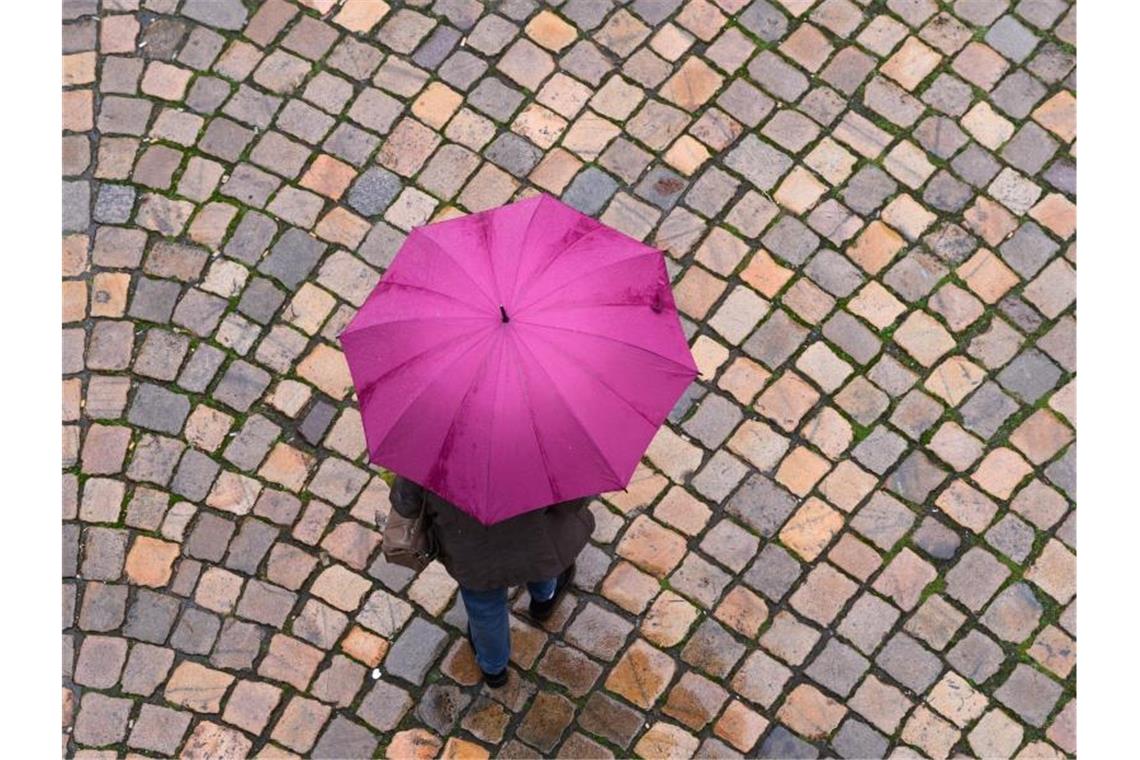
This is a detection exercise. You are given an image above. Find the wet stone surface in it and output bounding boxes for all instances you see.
[62,0,1075,756]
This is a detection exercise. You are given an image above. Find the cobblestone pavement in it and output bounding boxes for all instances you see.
[62,0,1076,757]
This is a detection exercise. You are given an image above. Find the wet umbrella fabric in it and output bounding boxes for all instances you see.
[339,193,698,525]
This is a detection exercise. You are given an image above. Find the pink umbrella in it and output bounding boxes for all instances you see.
[339,193,698,525]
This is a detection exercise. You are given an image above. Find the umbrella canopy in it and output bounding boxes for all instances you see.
[339,193,698,525]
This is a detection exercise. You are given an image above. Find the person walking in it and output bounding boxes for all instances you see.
[341,195,696,686]
[388,475,594,687]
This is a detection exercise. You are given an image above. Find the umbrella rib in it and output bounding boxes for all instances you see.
[525,334,661,428]
[423,332,501,495]
[351,323,494,409]
[411,229,500,311]
[506,335,562,503]
[532,299,656,308]
[343,313,488,335]
[515,320,698,375]
[509,226,610,309]
[475,210,504,306]
[512,331,626,490]
[369,280,493,312]
[504,194,546,307]
[366,327,497,461]
[514,252,661,314]
[481,334,505,520]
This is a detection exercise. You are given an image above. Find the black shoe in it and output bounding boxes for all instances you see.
[465,625,509,688]
[529,563,575,622]
[482,667,508,688]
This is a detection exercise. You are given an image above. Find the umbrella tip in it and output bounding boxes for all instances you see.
[499,305,510,323]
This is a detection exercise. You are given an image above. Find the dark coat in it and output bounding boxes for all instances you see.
[389,476,595,591]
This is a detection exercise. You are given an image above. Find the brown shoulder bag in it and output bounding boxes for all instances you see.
[381,489,438,572]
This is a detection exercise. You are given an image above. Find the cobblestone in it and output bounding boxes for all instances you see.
[60,0,1078,755]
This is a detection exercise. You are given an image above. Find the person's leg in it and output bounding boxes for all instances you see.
[459,586,510,675]
[526,577,557,603]
[527,563,576,621]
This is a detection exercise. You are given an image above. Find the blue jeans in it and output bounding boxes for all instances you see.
[461,578,557,674]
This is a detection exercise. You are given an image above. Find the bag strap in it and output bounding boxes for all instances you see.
[415,483,438,557]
